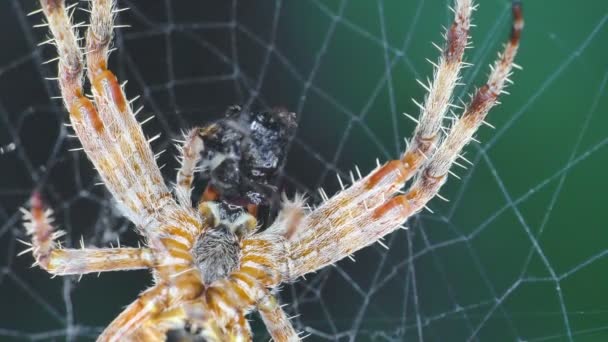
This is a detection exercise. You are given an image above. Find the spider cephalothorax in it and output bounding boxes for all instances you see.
[23,0,522,340]
[194,202,256,285]
[199,105,297,207]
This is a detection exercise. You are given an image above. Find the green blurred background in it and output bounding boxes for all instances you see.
[1,0,607,341]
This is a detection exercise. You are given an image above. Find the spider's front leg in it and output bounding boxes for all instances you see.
[285,0,474,256]
[286,0,523,280]
[82,0,180,224]
[39,0,202,238]
[21,193,154,276]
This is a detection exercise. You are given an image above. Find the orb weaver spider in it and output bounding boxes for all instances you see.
[22,0,523,340]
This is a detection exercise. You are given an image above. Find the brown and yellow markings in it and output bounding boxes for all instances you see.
[241,239,273,251]
[205,286,233,315]
[170,210,200,229]
[69,97,104,132]
[172,273,204,299]
[92,70,127,113]
[224,279,253,307]
[178,174,192,186]
[237,266,267,281]
[365,160,407,190]
[162,226,194,245]
[136,193,152,213]
[372,195,410,220]
[229,273,256,294]
[160,237,191,261]
[240,254,274,272]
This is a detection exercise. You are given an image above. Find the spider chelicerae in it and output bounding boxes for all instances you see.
[21,0,523,341]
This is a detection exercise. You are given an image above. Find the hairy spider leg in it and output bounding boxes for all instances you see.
[402,0,473,181]
[258,291,301,342]
[83,0,175,225]
[286,1,523,280]
[97,285,168,341]
[284,0,472,278]
[22,193,154,275]
[284,0,472,259]
[38,1,207,340]
[40,0,161,227]
[410,3,524,198]
[82,0,206,247]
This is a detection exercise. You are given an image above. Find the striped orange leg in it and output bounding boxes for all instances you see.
[287,1,523,279]
[403,2,524,210]
[84,0,173,220]
[22,193,154,276]
[98,285,169,342]
[99,269,204,341]
[258,292,300,342]
[400,0,473,178]
[39,0,202,284]
[285,0,474,270]
[39,0,175,229]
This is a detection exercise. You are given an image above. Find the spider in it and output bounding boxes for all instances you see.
[21,0,523,341]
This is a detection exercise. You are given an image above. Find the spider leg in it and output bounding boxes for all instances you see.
[39,0,171,227]
[401,0,473,180]
[98,284,169,342]
[39,0,203,244]
[408,2,524,202]
[82,0,177,222]
[286,1,523,280]
[174,128,204,206]
[258,291,300,342]
[99,271,204,341]
[21,192,154,275]
[282,0,473,241]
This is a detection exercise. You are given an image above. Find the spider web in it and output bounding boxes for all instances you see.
[1,0,608,341]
